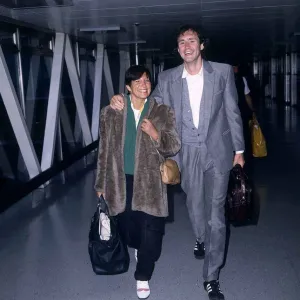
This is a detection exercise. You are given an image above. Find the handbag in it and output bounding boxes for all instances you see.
[249,114,267,157]
[160,159,181,185]
[88,195,130,275]
[227,164,253,226]
[155,148,180,185]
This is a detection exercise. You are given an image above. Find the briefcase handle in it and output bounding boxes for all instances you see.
[232,164,246,195]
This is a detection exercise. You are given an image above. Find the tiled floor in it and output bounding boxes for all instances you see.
[0,100,299,300]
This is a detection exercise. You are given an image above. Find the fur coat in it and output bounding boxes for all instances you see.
[94,97,181,217]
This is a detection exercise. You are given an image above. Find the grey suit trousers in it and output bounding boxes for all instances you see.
[181,143,230,281]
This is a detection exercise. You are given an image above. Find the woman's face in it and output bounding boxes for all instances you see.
[126,72,151,100]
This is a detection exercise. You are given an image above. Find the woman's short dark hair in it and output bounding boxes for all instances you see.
[125,65,151,86]
[176,24,204,44]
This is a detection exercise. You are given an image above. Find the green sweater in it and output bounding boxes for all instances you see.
[124,96,149,175]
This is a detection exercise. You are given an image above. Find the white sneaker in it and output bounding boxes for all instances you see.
[136,280,150,299]
[134,249,138,262]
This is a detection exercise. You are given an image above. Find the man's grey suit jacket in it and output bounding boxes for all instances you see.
[151,60,245,173]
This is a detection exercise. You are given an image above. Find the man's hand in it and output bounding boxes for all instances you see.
[141,119,159,141]
[110,94,124,110]
[233,153,245,168]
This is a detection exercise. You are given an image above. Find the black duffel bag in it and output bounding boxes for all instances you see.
[227,164,253,226]
[88,195,129,275]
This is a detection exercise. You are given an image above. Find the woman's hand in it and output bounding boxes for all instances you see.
[96,191,105,198]
[141,119,159,141]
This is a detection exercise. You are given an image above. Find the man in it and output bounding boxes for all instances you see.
[110,25,245,300]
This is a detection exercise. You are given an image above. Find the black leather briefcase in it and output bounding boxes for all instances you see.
[227,164,253,226]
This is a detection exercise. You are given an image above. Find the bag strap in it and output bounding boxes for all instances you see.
[98,195,110,216]
[154,147,165,163]
[150,136,165,163]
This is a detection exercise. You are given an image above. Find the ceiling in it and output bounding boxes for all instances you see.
[0,0,299,62]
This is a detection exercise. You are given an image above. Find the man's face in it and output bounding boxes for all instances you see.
[177,30,203,63]
[126,72,151,100]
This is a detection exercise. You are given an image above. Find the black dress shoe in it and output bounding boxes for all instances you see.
[194,241,205,259]
[203,280,225,300]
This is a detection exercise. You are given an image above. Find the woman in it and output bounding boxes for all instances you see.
[94,65,181,299]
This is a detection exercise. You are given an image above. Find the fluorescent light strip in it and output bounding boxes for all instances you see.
[118,40,146,45]
[80,25,120,32]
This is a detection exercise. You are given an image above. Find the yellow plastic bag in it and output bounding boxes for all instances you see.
[249,115,267,158]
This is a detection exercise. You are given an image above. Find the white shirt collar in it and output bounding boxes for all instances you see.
[130,96,147,112]
[182,66,203,78]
